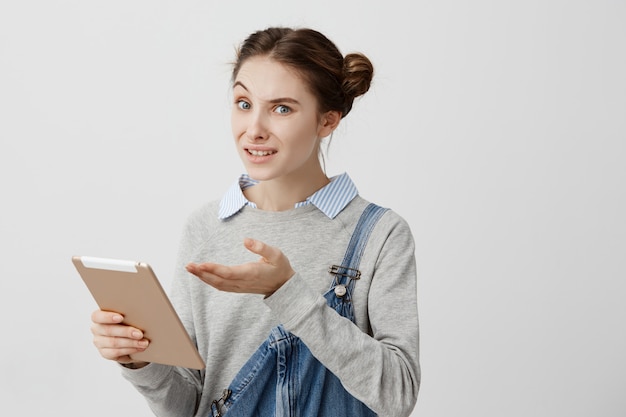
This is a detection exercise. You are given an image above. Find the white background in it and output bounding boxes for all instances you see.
[1,1,624,416]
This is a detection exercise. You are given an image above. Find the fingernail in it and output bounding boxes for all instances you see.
[132,330,142,339]
[138,340,149,348]
[113,315,123,322]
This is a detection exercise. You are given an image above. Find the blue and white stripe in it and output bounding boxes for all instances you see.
[218,172,358,220]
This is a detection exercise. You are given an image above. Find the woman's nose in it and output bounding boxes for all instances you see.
[246,111,269,141]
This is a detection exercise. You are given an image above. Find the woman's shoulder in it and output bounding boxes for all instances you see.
[339,196,414,239]
[343,196,411,225]
[185,199,220,221]
[179,200,222,238]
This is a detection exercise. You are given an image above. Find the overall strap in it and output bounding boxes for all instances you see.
[330,203,389,288]
[343,203,389,269]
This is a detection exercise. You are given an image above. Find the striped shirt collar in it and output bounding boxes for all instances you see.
[218,172,358,220]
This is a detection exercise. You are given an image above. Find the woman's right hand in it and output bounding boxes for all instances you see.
[91,310,150,368]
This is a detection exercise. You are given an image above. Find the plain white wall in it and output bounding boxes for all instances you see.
[1,1,624,416]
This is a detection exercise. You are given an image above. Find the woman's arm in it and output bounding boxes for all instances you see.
[264,212,420,417]
[118,214,208,417]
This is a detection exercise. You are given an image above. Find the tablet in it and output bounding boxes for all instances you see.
[72,256,205,370]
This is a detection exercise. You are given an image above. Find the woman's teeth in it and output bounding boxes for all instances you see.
[248,149,276,156]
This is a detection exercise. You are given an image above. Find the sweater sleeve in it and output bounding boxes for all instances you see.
[119,210,207,417]
[120,363,201,416]
[264,212,420,417]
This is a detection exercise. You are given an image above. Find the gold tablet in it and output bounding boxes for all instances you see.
[72,256,205,370]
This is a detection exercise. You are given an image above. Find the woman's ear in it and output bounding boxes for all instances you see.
[318,110,342,137]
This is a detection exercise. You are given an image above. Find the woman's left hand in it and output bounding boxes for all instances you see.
[185,238,295,297]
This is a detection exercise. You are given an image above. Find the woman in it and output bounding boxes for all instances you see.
[91,27,420,417]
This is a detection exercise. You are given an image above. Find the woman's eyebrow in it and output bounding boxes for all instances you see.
[233,81,300,105]
[268,97,300,105]
[233,81,248,91]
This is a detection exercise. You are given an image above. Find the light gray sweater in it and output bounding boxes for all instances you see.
[121,195,420,417]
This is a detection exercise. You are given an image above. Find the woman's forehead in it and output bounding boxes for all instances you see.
[233,57,310,99]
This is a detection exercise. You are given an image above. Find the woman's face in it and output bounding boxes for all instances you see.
[231,56,337,183]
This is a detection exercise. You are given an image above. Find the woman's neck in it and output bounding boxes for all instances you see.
[244,171,330,212]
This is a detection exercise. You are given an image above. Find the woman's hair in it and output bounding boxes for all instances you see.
[231,27,373,118]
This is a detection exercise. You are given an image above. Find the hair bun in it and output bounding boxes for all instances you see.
[342,53,374,99]
[341,53,374,115]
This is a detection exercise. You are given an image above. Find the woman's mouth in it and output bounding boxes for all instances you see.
[247,149,277,156]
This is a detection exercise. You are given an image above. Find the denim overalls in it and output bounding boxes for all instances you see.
[210,203,388,417]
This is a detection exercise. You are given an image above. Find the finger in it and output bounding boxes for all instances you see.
[93,334,150,350]
[99,346,148,362]
[193,262,236,279]
[189,266,245,292]
[91,310,124,324]
[243,238,282,264]
[91,322,145,340]
[94,326,145,341]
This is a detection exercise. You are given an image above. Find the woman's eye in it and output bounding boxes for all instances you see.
[236,100,251,110]
[274,105,291,114]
